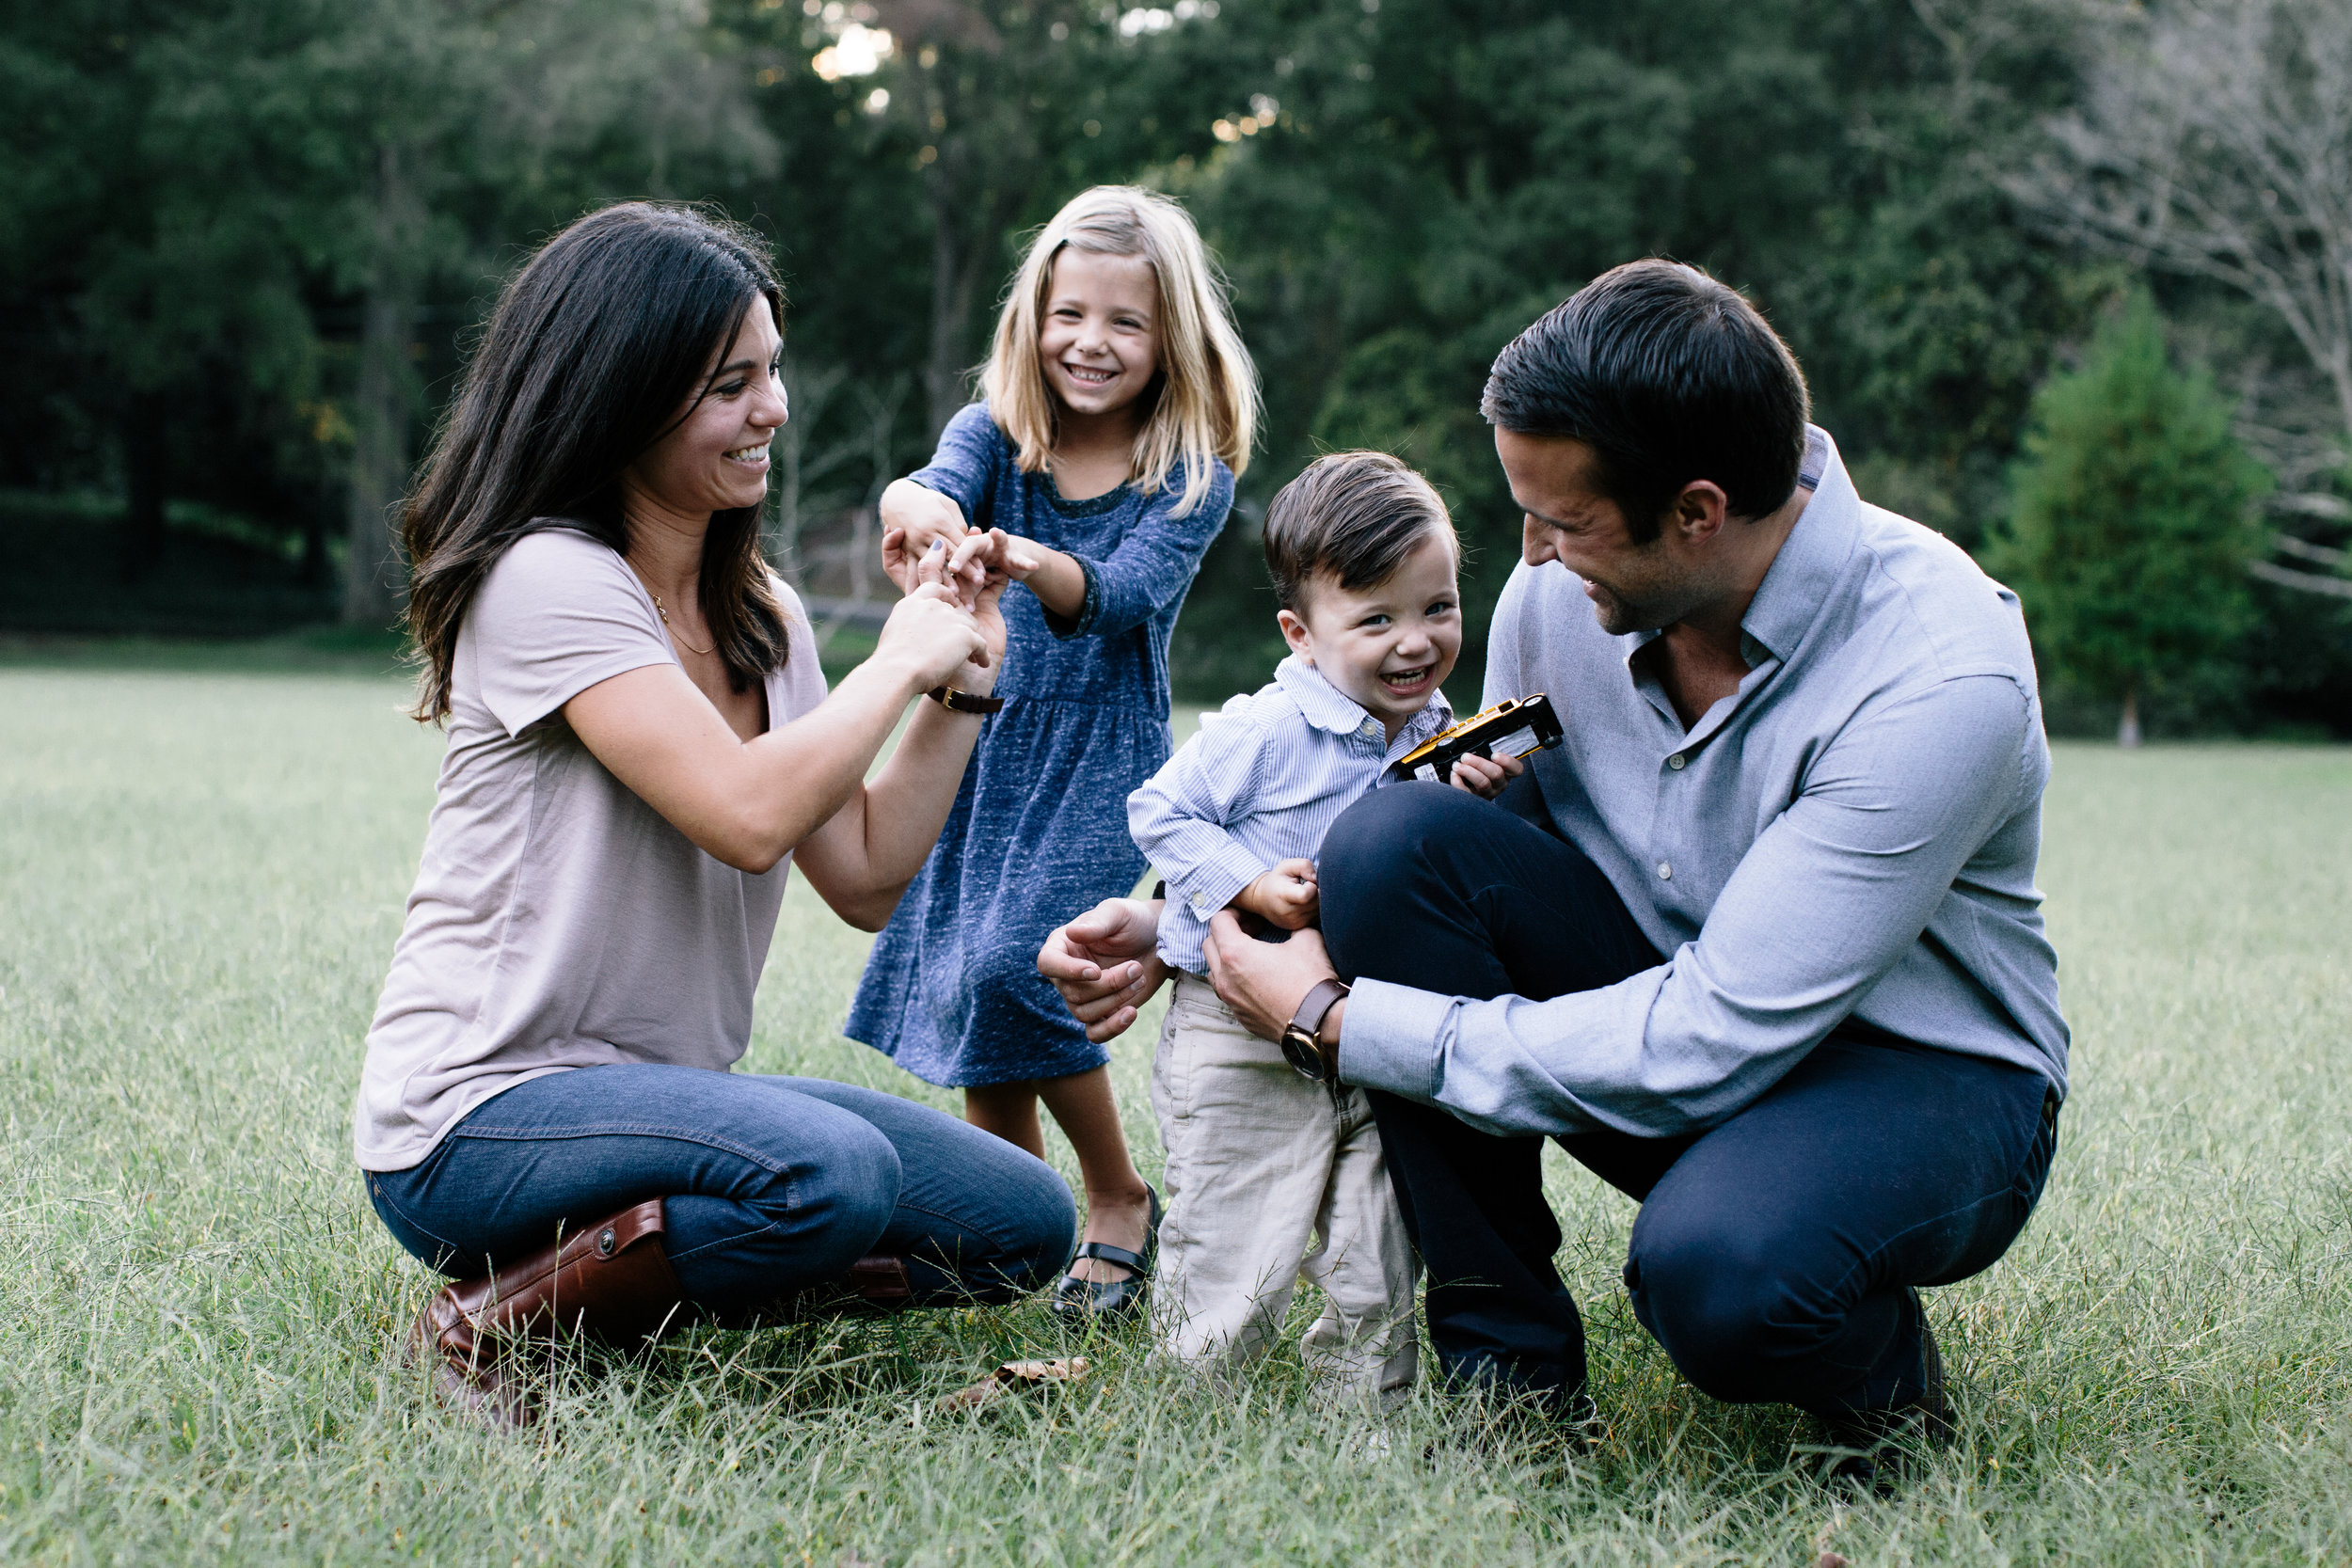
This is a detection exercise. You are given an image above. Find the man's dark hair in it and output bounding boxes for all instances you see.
[1263,451,1456,611]
[1482,259,1810,543]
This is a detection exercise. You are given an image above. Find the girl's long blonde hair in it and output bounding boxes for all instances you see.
[980,186,1258,516]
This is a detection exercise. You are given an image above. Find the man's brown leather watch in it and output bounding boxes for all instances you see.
[1279,977,1350,1084]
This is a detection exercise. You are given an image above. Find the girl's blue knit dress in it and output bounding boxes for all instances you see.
[844,402,1234,1087]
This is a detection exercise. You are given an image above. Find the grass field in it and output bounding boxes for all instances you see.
[2,663,2348,1565]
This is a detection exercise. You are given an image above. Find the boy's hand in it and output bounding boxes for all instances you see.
[1450,751,1525,800]
[1234,859,1320,929]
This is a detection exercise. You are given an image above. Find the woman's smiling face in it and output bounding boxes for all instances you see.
[1037,248,1161,421]
[627,296,787,521]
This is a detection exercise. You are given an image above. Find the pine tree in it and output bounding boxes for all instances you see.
[1985,293,2270,745]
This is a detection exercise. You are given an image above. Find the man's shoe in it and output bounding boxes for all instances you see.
[1814,1297,1953,1497]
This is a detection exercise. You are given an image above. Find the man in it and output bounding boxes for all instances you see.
[1041,260,2065,1484]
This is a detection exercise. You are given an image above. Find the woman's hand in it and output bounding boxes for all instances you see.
[1038,897,1168,1042]
[873,541,988,688]
[1450,751,1525,799]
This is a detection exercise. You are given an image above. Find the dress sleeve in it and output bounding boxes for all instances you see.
[467,529,675,737]
[906,403,1008,532]
[1045,460,1234,641]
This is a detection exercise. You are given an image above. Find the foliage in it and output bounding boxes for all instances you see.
[1986,293,2270,736]
[4,0,2349,727]
[4,667,2352,1560]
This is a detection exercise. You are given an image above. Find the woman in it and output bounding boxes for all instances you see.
[358,203,1073,1430]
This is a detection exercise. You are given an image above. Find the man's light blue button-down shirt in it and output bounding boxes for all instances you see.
[1130,657,1454,975]
[1342,428,2069,1139]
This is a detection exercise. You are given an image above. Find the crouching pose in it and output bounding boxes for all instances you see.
[1048,261,2067,1492]
[356,203,1073,1430]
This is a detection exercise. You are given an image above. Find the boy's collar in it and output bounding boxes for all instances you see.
[1275,655,1453,736]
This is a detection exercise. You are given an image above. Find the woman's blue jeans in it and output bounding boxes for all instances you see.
[366,1066,1076,1316]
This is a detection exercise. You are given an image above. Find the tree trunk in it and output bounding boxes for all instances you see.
[342,142,421,627]
[2117,687,2142,749]
[118,390,167,583]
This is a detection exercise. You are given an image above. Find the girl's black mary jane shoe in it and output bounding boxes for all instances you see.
[1049,1185,1162,1323]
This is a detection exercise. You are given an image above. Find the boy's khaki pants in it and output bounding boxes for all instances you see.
[1149,974,1419,1404]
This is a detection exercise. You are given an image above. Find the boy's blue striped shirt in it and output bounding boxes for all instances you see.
[1129,657,1454,975]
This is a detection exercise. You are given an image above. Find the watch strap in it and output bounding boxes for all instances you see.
[1287,977,1352,1077]
[927,685,1005,714]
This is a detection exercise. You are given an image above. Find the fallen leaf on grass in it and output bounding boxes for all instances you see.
[937,1358,1091,1412]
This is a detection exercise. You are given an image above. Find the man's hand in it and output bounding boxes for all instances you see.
[1038,896,1168,1043]
[1233,859,1320,929]
[1201,909,1343,1046]
[1450,751,1526,800]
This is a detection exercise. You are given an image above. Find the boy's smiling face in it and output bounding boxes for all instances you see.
[1279,530,1463,740]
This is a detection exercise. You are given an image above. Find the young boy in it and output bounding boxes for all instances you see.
[1126,451,1463,1405]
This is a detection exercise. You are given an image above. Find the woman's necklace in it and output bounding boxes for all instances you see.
[629,565,717,657]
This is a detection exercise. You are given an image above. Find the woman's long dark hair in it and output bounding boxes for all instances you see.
[402,202,791,723]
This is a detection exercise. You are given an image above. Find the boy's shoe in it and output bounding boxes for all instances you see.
[1812,1295,1954,1497]
[1049,1184,1161,1323]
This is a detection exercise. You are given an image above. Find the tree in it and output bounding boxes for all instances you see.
[2008,0,2352,597]
[1984,293,2270,744]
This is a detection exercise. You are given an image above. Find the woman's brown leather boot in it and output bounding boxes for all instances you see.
[408,1198,685,1432]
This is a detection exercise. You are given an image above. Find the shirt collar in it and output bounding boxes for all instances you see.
[1739,425,1863,665]
[1275,655,1453,739]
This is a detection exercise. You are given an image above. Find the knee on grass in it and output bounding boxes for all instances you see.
[1625,1226,1852,1407]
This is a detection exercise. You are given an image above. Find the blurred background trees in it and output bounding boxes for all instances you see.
[2,0,2345,734]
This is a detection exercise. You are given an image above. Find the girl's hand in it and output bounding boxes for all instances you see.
[1450,752,1524,800]
[979,529,1047,581]
[874,542,988,689]
[1234,859,1320,930]
[881,479,970,568]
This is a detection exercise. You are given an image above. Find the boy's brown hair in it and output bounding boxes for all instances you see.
[1262,451,1456,611]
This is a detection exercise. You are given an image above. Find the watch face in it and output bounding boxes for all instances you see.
[1279,1025,1327,1082]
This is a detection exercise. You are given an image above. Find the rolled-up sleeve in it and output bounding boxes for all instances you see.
[1127,709,1276,919]
[1051,463,1233,640]
[1342,675,2037,1137]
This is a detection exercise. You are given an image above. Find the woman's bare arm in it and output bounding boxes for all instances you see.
[564,542,992,879]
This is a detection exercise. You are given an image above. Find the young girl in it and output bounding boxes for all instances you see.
[845,185,1257,1318]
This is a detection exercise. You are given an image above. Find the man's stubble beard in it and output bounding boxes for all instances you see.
[1586,581,1668,638]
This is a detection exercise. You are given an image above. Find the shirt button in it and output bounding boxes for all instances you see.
[1656,861,1673,880]
[1667,752,1686,770]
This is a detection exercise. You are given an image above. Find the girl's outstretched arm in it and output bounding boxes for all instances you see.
[1005,461,1236,640]
[882,403,1003,559]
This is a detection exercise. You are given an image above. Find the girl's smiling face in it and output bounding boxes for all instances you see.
[1037,248,1161,422]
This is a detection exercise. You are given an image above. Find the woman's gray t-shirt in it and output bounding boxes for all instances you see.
[355,528,829,1171]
